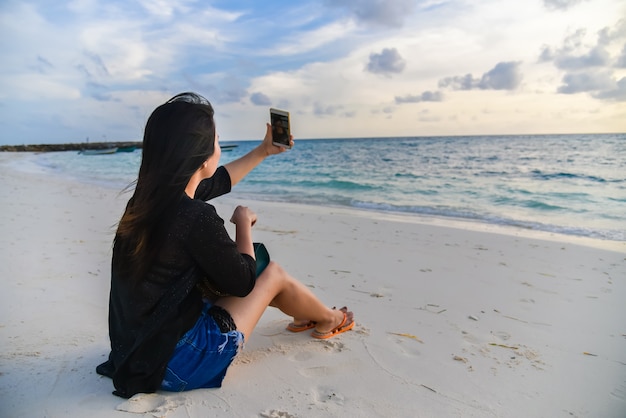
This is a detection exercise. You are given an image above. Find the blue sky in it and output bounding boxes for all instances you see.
[0,0,624,145]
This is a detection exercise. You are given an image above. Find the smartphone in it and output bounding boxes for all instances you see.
[270,108,292,149]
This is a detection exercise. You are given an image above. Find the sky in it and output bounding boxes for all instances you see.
[0,0,625,145]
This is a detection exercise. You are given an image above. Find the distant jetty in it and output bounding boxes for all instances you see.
[0,141,142,152]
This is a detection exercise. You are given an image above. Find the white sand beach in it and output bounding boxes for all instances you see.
[1,152,625,418]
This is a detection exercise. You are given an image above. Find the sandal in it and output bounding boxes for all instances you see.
[286,321,316,332]
[311,310,354,339]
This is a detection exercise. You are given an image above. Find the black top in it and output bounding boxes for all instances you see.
[97,166,257,398]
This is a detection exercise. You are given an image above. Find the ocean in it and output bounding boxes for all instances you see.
[25,133,626,242]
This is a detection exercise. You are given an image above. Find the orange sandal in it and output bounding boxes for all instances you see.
[311,311,354,339]
[286,321,316,332]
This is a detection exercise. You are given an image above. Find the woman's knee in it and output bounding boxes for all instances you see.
[257,261,290,288]
[261,261,285,278]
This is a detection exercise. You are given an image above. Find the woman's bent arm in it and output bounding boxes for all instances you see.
[230,205,256,258]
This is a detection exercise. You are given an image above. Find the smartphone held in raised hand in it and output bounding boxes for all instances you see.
[270,108,291,149]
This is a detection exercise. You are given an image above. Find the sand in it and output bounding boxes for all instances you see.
[0,152,625,418]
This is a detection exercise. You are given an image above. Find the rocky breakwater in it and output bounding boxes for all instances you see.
[0,141,142,152]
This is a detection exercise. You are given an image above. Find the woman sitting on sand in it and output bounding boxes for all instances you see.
[96,92,354,398]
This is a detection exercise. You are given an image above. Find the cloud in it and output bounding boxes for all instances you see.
[479,62,523,90]
[395,91,443,104]
[185,74,249,105]
[135,0,193,18]
[372,107,395,115]
[617,44,626,68]
[439,61,522,90]
[598,19,626,67]
[250,92,272,106]
[543,0,588,11]
[214,85,248,104]
[538,46,555,63]
[597,18,626,45]
[439,74,474,90]
[82,50,111,78]
[34,55,54,74]
[554,45,610,69]
[541,20,626,101]
[91,91,116,102]
[1,0,625,144]
[261,21,356,57]
[593,77,626,100]
[313,102,343,116]
[539,23,625,69]
[557,71,626,100]
[325,0,416,28]
[366,48,406,75]
[312,102,355,118]
[557,71,614,93]
[84,80,118,102]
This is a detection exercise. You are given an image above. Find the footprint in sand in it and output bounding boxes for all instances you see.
[491,331,511,341]
[312,386,345,406]
[299,365,334,378]
[461,331,482,345]
[355,324,370,336]
[290,350,314,361]
[315,339,346,352]
[260,410,297,418]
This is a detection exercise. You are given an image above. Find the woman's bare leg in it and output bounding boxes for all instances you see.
[214,261,353,339]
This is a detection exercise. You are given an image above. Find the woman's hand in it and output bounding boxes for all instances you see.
[260,123,294,156]
[230,205,257,228]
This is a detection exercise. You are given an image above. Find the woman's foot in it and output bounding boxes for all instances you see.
[311,307,354,339]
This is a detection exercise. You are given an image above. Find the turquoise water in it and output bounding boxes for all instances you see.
[27,134,626,241]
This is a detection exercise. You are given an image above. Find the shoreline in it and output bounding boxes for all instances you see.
[4,151,625,253]
[1,152,625,417]
[219,195,626,253]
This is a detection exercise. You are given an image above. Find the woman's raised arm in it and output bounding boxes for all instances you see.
[224,123,293,186]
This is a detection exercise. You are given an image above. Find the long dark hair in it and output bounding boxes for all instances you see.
[115,92,216,277]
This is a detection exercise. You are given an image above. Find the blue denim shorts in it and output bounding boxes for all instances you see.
[161,303,244,392]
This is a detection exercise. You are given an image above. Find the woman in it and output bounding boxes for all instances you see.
[96,92,354,398]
